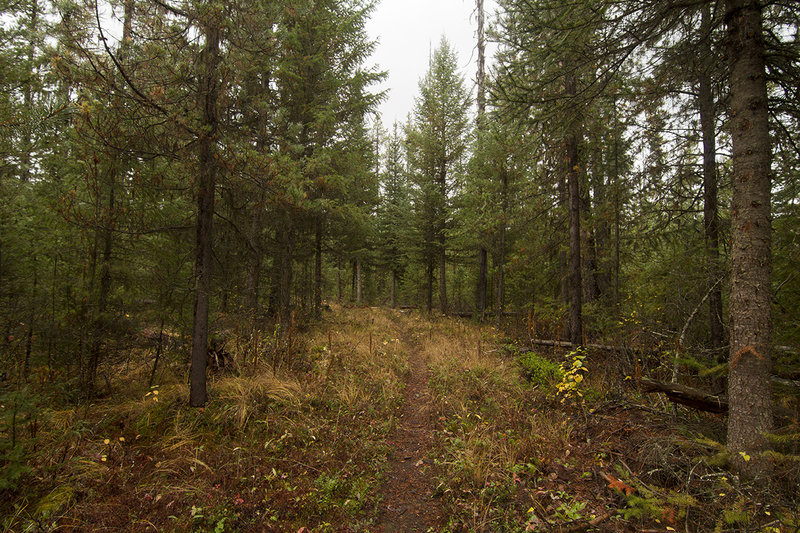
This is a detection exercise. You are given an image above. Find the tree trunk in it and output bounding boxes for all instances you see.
[699,5,724,356]
[189,18,220,408]
[24,257,37,381]
[391,270,397,308]
[337,266,342,302]
[725,0,773,478]
[356,257,362,304]
[477,248,488,319]
[438,245,447,314]
[495,167,508,324]
[612,94,621,311]
[558,173,569,309]
[566,81,583,347]
[426,259,434,314]
[314,217,323,317]
[581,184,599,303]
[245,204,262,312]
[20,1,38,182]
[279,227,295,324]
[475,0,488,320]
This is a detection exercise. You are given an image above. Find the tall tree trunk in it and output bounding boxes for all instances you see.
[245,199,262,312]
[558,173,569,309]
[566,73,583,346]
[475,0,488,319]
[351,259,356,300]
[189,17,220,408]
[699,5,724,356]
[20,1,38,182]
[580,184,600,303]
[356,257,362,304]
[391,270,397,308]
[725,0,773,478]
[426,259,434,314]
[496,169,508,323]
[87,162,115,396]
[478,249,488,318]
[337,265,342,302]
[85,0,132,395]
[24,256,37,381]
[439,244,447,314]
[279,227,295,324]
[613,96,621,312]
[314,217,323,317]
[438,165,448,314]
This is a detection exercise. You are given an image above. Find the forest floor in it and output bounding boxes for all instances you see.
[1,306,798,532]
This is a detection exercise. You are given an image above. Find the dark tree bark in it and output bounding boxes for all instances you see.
[477,249,488,318]
[426,259,434,314]
[391,270,397,308]
[580,184,600,303]
[314,217,323,317]
[279,227,295,323]
[724,0,773,478]
[86,0,132,397]
[475,0,488,320]
[566,73,583,346]
[698,5,724,355]
[438,244,447,314]
[245,198,263,312]
[495,169,508,324]
[356,257,362,304]
[558,172,569,309]
[438,167,448,314]
[189,17,221,408]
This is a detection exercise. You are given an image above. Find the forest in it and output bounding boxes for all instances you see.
[1,0,799,531]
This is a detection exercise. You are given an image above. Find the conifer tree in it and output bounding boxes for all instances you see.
[407,38,471,314]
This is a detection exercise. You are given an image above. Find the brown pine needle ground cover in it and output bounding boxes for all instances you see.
[2,307,798,532]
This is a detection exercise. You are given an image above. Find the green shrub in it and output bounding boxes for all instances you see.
[0,389,39,490]
[517,351,563,389]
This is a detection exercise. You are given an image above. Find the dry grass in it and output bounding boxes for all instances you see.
[214,372,300,428]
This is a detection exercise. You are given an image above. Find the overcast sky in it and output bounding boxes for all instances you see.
[365,0,499,127]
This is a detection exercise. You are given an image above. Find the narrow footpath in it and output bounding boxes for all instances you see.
[377,325,444,532]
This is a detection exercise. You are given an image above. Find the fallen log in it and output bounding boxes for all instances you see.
[520,339,652,354]
[640,377,728,413]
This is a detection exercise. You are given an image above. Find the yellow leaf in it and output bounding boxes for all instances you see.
[103,439,110,445]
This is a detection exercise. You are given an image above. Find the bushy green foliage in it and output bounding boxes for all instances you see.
[0,389,38,490]
[516,350,563,389]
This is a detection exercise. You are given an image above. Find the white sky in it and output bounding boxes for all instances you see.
[365,0,499,127]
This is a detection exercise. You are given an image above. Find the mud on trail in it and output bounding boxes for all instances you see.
[377,322,444,532]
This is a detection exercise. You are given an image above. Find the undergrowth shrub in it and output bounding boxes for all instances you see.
[556,347,588,404]
[0,388,39,490]
[516,350,563,389]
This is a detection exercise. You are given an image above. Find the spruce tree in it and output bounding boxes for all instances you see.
[407,37,471,314]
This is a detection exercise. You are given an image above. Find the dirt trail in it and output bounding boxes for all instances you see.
[377,322,444,532]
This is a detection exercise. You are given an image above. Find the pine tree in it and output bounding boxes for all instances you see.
[376,123,412,307]
[407,38,471,314]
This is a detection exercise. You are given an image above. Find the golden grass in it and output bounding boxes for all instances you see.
[214,371,301,428]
